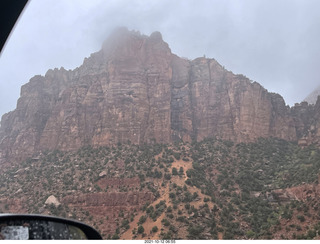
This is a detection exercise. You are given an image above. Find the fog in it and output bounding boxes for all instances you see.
[1,0,320,119]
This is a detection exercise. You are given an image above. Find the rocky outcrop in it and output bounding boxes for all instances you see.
[254,181,320,203]
[96,177,140,190]
[1,27,320,164]
[45,195,61,207]
[63,191,153,207]
[291,98,320,146]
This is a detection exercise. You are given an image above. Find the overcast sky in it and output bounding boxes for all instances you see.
[1,0,320,119]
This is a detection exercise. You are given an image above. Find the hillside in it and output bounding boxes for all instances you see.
[1,28,320,240]
[1,138,320,240]
[1,28,320,165]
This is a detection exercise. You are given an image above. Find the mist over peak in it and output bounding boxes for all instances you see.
[1,28,320,165]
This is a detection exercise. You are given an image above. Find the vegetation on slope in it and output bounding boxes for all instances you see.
[0,137,320,239]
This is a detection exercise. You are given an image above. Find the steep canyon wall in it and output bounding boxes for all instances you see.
[1,28,319,164]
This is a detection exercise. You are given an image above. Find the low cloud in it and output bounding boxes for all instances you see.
[1,0,320,118]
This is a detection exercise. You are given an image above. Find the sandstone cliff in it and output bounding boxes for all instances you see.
[1,27,319,164]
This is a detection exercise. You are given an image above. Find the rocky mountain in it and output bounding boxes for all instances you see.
[304,85,320,104]
[1,27,320,165]
[1,29,320,240]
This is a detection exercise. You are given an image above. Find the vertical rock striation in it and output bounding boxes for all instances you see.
[1,28,319,164]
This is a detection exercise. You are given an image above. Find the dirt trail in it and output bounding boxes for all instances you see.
[121,157,212,240]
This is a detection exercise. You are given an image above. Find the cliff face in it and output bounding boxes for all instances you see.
[292,98,320,146]
[0,28,319,164]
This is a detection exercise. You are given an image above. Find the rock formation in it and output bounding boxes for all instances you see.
[45,195,61,207]
[62,192,153,207]
[1,27,320,164]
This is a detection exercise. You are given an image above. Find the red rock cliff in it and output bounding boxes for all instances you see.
[0,28,319,164]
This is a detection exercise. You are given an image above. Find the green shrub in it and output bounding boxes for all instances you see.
[161,218,170,226]
[138,215,147,225]
[172,167,178,175]
[152,226,158,233]
[138,225,144,234]
[297,215,305,222]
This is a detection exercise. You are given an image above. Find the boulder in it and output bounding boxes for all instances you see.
[45,195,60,207]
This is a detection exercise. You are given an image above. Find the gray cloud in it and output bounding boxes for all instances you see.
[1,0,320,119]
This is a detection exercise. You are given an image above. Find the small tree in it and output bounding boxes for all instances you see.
[187,225,204,239]
[307,229,316,239]
[161,218,170,227]
[138,215,147,225]
[169,192,176,199]
[138,225,144,234]
[164,173,171,180]
[297,215,305,222]
[152,226,158,233]
[111,233,119,240]
[179,167,184,175]
[172,167,178,175]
